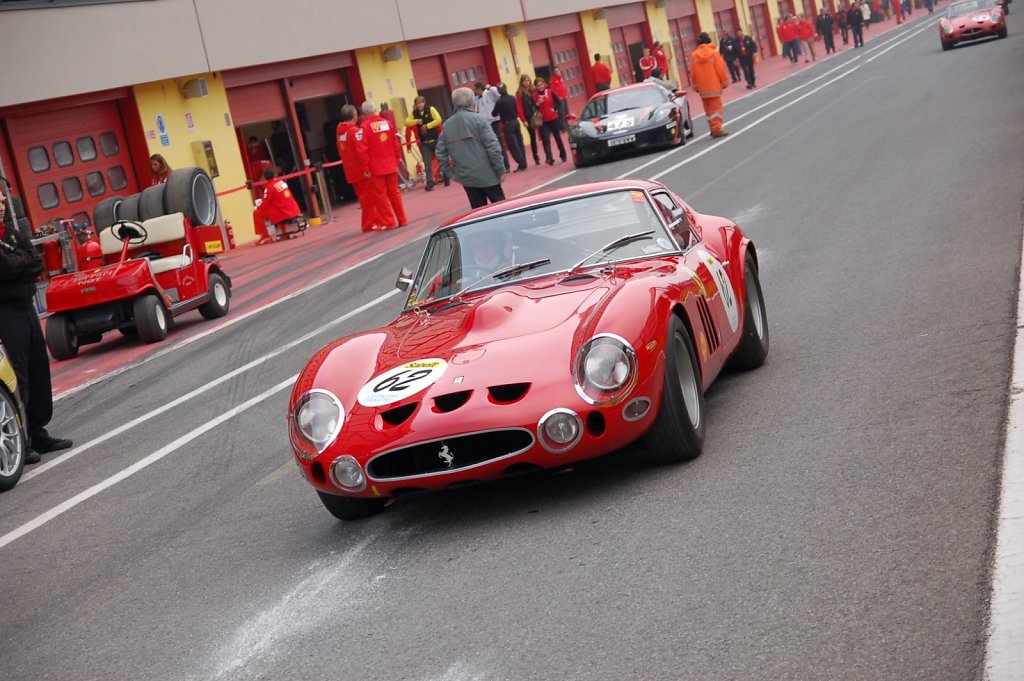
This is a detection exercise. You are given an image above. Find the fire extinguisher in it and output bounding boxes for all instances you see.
[224,220,236,249]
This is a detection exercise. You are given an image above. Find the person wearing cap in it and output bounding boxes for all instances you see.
[689,32,731,138]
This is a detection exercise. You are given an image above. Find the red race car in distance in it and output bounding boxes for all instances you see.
[289,181,769,520]
[940,0,1007,49]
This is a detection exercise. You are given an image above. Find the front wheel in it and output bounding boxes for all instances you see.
[316,491,388,521]
[998,27,1007,38]
[727,252,770,370]
[643,315,705,463]
[46,313,80,360]
[686,111,695,138]
[133,294,169,343]
[198,272,230,319]
[0,388,27,492]
[941,39,952,50]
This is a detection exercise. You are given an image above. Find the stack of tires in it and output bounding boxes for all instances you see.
[93,167,218,231]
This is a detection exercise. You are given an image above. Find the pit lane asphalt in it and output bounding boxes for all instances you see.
[2,15,1022,680]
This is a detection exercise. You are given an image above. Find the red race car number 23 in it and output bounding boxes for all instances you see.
[357,359,448,407]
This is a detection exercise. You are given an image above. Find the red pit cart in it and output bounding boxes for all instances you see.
[43,168,231,360]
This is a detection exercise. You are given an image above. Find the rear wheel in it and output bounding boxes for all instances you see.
[727,252,770,371]
[165,168,217,226]
[316,491,388,521]
[643,315,705,463]
[198,272,230,319]
[133,294,168,343]
[45,313,80,360]
[0,387,27,492]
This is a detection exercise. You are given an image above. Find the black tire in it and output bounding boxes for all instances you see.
[94,196,124,230]
[133,294,168,343]
[45,313,80,361]
[118,193,141,223]
[316,491,387,520]
[727,252,770,371]
[138,184,166,221]
[198,271,230,319]
[998,27,1007,38]
[686,111,695,138]
[941,40,952,50]
[117,326,138,337]
[643,314,705,463]
[0,386,27,492]
[165,167,217,226]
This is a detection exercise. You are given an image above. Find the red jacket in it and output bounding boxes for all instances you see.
[256,179,301,224]
[639,55,657,79]
[652,46,669,75]
[550,75,569,100]
[533,88,559,123]
[361,114,401,176]
[592,61,612,84]
[778,21,798,42]
[335,120,368,183]
[797,19,815,40]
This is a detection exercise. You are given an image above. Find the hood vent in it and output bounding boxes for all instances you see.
[381,402,417,426]
[488,382,531,404]
[433,390,473,413]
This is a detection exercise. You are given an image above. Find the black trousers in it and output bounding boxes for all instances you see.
[726,58,741,82]
[739,58,756,87]
[464,184,506,209]
[539,120,566,163]
[490,121,510,171]
[501,120,528,170]
[852,24,864,46]
[0,305,53,441]
[525,124,541,163]
[823,32,836,53]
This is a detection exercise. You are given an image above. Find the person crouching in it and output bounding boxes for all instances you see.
[254,168,302,244]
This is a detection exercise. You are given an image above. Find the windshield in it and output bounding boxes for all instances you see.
[582,87,668,118]
[947,0,998,16]
[404,190,676,309]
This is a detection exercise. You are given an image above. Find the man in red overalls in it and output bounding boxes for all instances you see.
[336,104,377,232]
[360,101,408,230]
[254,168,302,244]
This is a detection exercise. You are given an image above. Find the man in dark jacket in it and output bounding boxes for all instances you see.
[436,87,507,208]
[816,8,837,54]
[719,32,741,83]
[735,29,759,89]
[848,3,865,47]
[491,84,528,172]
[0,189,72,464]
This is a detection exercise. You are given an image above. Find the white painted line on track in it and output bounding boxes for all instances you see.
[0,375,295,550]
[984,225,1024,678]
[21,289,401,484]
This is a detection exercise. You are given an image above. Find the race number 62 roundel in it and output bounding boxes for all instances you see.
[698,250,739,332]
[357,359,448,407]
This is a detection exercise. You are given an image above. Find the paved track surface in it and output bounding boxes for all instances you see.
[3,15,1022,681]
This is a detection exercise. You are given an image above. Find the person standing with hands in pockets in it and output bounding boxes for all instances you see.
[436,87,507,209]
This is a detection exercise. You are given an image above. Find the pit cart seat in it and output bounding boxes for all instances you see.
[99,213,193,275]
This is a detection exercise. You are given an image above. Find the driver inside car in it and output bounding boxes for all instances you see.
[466,230,510,272]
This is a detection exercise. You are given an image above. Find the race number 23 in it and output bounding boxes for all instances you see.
[698,250,739,332]
[357,359,448,407]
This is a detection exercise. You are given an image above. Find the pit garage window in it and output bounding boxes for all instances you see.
[77,136,97,162]
[38,183,59,210]
[62,177,83,203]
[108,166,128,191]
[99,132,119,156]
[28,146,50,173]
[85,171,106,197]
[53,141,74,168]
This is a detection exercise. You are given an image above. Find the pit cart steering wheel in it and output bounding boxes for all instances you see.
[112,220,148,246]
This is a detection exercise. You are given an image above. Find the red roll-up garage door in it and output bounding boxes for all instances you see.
[715,9,738,36]
[668,16,700,85]
[290,70,347,102]
[226,82,288,127]
[750,2,775,56]
[6,100,140,228]
[446,47,488,91]
[606,2,650,84]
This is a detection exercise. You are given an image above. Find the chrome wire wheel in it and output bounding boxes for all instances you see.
[0,392,24,479]
[673,332,701,430]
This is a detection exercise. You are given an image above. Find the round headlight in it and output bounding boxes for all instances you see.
[943,23,954,34]
[330,455,366,491]
[538,408,583,453]
[573,334,638,406]
[293,390,343,453]
[654,107,671,122]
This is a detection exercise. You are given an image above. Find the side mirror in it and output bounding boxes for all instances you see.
[395,267,413,292]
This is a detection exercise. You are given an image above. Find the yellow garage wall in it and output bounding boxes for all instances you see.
[695,0,718,44]
[490,25,531,91]
[580,11,620,87]
[132,76,254,244]
[644,0,684,86]
[355,45,421,172]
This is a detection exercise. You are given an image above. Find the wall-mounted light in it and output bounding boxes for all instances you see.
[381,45,403,62]
[594,8,607,19]
[180,77,209,99]
[504,24,521,37]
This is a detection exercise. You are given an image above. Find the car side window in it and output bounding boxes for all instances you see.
[651,192,695,250]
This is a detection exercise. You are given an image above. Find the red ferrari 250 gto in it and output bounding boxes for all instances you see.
[288,180,769,520]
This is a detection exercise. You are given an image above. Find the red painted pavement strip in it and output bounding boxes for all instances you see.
[50,13,925,395]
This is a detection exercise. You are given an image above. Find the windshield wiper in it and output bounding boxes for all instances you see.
[421,258,553,313]
[569,231,655,274]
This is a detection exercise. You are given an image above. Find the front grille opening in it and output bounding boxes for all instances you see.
[586,412,606,436]
[381,402,417,426]
[433,390,473,413]
[503,463,543,477]
[488,382,531,404]
[310,461,327,484]
[368,429,535,480]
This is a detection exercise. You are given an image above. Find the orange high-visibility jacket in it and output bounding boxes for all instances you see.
[689,44,730,96]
